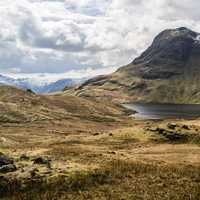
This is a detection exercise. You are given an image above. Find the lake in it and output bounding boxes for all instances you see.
[123,103,200,120]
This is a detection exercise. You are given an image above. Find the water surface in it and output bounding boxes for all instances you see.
[124,103,200,119]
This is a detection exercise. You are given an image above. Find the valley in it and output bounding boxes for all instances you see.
[0,85,200,200]
[1,27,200,200]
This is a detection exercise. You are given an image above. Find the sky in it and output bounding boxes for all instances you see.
[1,0,200,81]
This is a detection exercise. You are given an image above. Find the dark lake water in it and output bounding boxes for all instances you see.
[123,103,200,120]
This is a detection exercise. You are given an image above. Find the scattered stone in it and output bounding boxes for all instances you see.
[93,133,100,136]
[20,154,30,161]
[0,154,14,167]
[167,123,178,130]
[156,128,166,134]
[33,157,51,167]
[30,168,39,177]
[182,125,190,130]
[0,164,17,173]
[146,127,157,132]
[0,153,16,173]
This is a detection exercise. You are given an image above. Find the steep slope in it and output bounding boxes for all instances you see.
[70,27,200,103]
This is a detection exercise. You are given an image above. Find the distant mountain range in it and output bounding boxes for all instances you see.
[71,27,200,104]
[0,74,85,93]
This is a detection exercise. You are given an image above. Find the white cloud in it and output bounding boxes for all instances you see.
[3,66,117,85]
[0,0,200,79]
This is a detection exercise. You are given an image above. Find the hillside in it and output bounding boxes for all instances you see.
[0,85,200,200]
[0,85,125,123]
[70,27,200,103]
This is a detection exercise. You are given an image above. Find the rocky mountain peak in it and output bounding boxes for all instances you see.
[71,27,200,104]
[130,27,200,79]
[133,27,199,63]
[155,27,198,41]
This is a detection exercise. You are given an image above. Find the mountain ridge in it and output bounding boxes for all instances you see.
[0,74,85,94]
[68,27,200,104]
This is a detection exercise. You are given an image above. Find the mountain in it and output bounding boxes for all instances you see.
[0,74,29,89]
[38,78,86,93]
[39,79,74,93]
[0,74,85,94]
[70,27,200,103]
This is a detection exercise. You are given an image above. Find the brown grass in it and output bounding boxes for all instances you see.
[2,160,200,200]
[0,86,200,199]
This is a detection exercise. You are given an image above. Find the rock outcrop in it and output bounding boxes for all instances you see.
[0,153,16,173]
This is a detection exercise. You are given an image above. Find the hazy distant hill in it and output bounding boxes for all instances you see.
[71,27,200,103]
[0,74,85,94]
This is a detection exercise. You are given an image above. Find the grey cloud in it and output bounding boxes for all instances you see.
[0,0,200,75]
[19,15,85,52]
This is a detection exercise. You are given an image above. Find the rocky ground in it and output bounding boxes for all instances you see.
[0,116,200,199]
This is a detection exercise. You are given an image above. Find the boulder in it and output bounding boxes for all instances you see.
[156,128,166,134]
[32,157,51,167]
[0,154,14,167]
[20,154,30,161]
[182,125,190,130]
[146,127,158,132]
[167,123,178,130]
[0,164,17,173]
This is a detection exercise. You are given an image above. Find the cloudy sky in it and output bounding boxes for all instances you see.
[1,0,200,81]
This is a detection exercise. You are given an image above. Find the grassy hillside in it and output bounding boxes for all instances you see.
[0,85,125,123]
[68,58,200,104]
[0,85,200,199]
